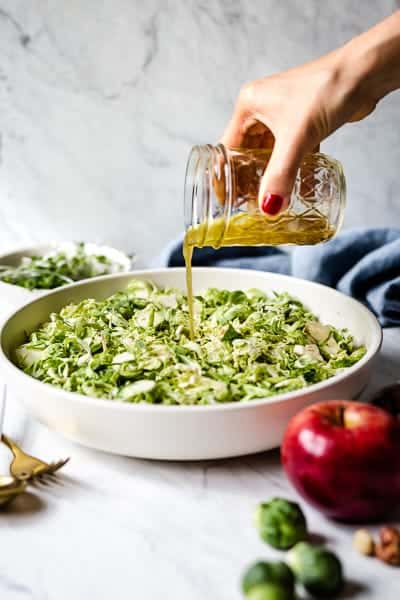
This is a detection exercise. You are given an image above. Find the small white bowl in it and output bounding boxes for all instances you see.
[0,242,133,314]
[0,268,382,460]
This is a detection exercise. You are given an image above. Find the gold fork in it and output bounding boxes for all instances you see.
[0,385,69,482]
[1,434,70,482]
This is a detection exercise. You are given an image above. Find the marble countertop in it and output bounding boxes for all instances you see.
[0,328,398,599]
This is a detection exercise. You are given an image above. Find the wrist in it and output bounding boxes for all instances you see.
[338,11,400,105]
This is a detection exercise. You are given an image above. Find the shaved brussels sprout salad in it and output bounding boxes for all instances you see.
[15,279,366,405]
[0,243,127,290]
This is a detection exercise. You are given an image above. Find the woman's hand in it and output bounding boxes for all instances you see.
[221,11,400,215]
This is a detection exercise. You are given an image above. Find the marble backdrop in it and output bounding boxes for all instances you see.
[0,0,399,265]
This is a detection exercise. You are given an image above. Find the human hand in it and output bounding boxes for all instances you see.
[220,11,400,215]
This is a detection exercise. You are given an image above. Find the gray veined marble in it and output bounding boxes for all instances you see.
[0,0,399,264]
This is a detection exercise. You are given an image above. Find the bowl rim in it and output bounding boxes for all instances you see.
[0,241,134,292]
[0,267,383,413]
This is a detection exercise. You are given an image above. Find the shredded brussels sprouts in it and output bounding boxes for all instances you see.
[0,243,124,290]
[15,279,366,405]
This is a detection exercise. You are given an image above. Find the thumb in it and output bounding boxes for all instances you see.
[258,133,308,215]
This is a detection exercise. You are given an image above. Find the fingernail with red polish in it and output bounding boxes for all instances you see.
[261,193,284,215]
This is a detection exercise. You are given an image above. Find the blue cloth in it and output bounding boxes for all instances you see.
[156,228,400,327]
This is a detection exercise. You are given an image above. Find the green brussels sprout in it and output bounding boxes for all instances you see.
[254,498,307,549]
[241,560,295,595]
[287,542,344,597]
[246,583,294,600]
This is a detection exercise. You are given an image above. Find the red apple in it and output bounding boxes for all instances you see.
[281,400,400,522]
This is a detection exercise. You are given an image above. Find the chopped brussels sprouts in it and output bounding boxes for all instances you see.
[0,242,125,290]
[15,279,366,405]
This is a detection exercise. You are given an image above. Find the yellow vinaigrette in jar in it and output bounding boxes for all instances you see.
[183,145,346,338]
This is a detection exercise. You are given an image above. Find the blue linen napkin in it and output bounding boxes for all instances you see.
[156,228,400,327]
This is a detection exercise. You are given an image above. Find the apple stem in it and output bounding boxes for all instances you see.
[338,405,345,427]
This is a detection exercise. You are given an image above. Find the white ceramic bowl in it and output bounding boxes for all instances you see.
[0,242,133,314]
[0,268,382,460]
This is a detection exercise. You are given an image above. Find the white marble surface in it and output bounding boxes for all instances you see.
[0,328,398,599]
[0,1,399,265]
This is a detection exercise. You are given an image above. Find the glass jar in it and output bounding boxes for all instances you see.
[184,144,346,248]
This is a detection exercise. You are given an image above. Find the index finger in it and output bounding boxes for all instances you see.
[220,106,248,148]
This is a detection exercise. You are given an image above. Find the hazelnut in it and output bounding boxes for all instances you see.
[375,526,400,566]
[353,529,375,556]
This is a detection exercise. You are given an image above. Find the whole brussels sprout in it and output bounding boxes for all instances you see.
[254,498,307,549]
[241,560,294,595]
[246,583,294,600]
[287,542,344,597]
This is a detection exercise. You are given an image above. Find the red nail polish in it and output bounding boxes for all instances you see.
[261,193,284,215]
